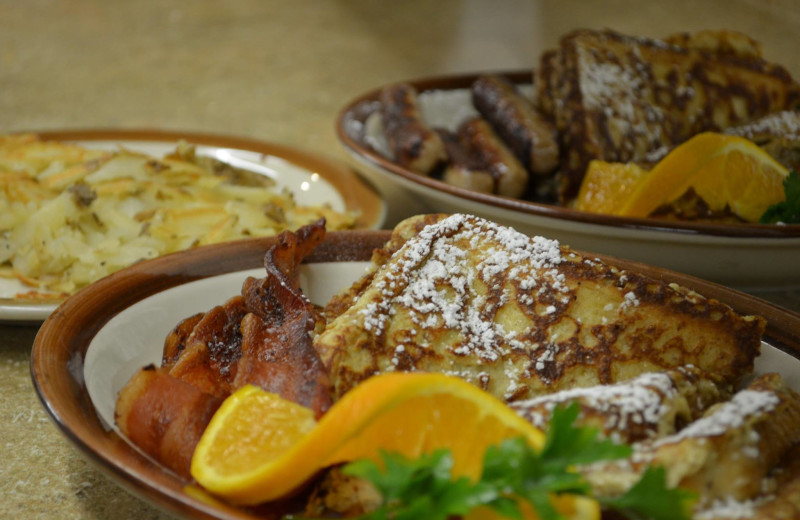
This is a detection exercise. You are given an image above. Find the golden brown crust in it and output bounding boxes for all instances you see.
[314,214,764,402]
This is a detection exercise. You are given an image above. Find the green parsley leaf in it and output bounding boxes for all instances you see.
[540,402,632,468]
[341,403,696,520]
[344,450,499,520]
[600,466,697,520]
[760,170,800,224]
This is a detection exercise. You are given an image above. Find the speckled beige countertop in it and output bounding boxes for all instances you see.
[2,1,800,518]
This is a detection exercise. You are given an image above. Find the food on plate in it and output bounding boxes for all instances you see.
[361,29,800,223]
[438,128,497,194]
[471,74,559,175]
[575,133,790,223]
[190,372,547,505]
[760,170,800,224]
[537,29,799,202]
[0,133,356,298]
[114,214,794,519]
[581,372,800,513]
[115,219,332,477]
[450,116,530,198]
[380,82,447,175]
[573,161,650,216]
[115,366,225,477]
[316,214,763,401]
[510,366,729,444]
[726,110,800,185]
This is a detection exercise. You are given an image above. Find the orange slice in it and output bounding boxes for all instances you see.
[617,132,789,222]
[574,160,649,214]
[191,372,549,506]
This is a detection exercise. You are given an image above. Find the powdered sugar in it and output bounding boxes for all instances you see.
[655,389,779,447]
[511,371,679,440]
[359,214,568,392]
[726,110,800,141]
[694,496,770,519]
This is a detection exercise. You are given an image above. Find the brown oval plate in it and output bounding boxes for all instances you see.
[335,71,800,288]
[31,227,800,519]
[1,128,386,323]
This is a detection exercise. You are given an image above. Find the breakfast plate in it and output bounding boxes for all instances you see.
[0,129,385,323]
[31,228,800,520]
[335,71,800,289]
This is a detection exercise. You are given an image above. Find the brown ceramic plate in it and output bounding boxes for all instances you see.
[31,227,800,519]
[1,128,385,323]
[336,71,800,288]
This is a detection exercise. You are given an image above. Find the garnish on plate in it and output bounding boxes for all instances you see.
[574,133,790,223]
[342,403,696,520]
[760,170,800,224]
[190,372,545,505]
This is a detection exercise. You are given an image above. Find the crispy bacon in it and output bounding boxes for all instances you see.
[114,219,333,479]
[167,295,248,399]
[234,219,331,415]
[162,312,204,369]
[115,366,223,478]
[234,308,332,417]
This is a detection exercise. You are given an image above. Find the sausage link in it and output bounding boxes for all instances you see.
[472,74,559,175]
[438,129,494,194]
[380,83,447,175]
[457,117,529,198]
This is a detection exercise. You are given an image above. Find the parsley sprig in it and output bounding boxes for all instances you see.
[760,170,800,224]
[342,403,696,520]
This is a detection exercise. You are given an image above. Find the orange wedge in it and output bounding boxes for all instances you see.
[191,372,548,506]
[617,132,789,222]
[574,160,649,214]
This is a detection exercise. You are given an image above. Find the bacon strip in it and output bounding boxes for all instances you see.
[115,366,223,477]
[167,295,248,398]
[115,219,333,479]
[235,219,332,416]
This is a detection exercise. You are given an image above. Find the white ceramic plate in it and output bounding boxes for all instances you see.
[1,129,385,323]
[336,71,800,290]
[31,229,800,520]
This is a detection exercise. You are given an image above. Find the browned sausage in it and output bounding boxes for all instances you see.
[472,74,559,175]
[457,117,529,198]
[438,129,494,194]
[380,82,447,175]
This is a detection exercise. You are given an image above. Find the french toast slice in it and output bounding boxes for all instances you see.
[510,365,729,444]
[314,214,764,402]
[536,29,800,201]
[585,373,800,510]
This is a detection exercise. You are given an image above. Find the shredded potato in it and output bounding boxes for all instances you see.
[0,134,357,298]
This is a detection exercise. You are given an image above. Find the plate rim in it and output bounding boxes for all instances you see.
[30,230,800,519]
[335,70,800,239]
[2,128,387,323]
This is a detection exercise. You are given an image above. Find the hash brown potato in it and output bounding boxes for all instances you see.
[0,133,356,297]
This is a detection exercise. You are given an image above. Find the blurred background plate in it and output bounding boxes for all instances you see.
[336,71,800,290]
[0,129,385,323]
